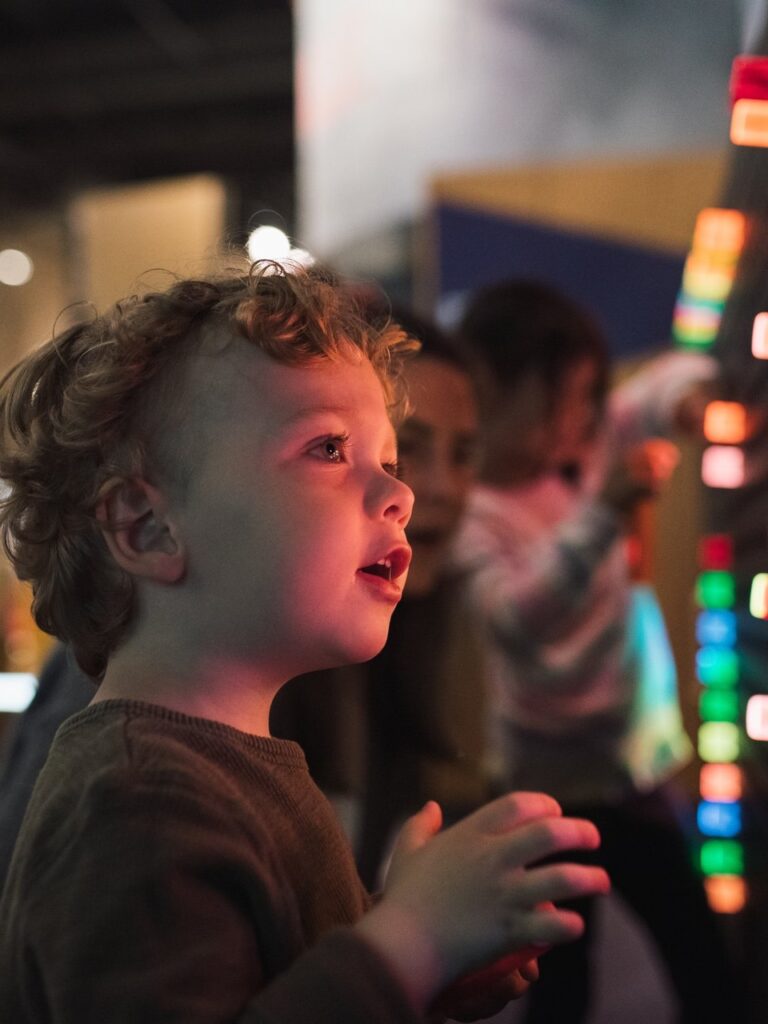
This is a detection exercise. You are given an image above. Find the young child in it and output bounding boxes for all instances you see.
[0,263,610,1024]
[454,278,737,1024]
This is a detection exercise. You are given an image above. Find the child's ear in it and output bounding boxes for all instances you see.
[95,477,186,584]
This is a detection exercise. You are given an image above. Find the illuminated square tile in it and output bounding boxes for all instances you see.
[699,534,733,571]
[700,763,743,802]
[699,689,739,722]
[696,647,739,687]
[731,98,768,147]
[730,55,768,104]
[696,610,737,647]
[698,801,742,837]
[696,571,736,610]
[700,839,744,875]
[683,257,735,303]
[692,208,747,255]
[704,875,747,914]
[701,446,745,489]
[752,312,768,358]
[746,694,768,740]
[703,402,749,444]
[749,574,768,619]
[698,721,740,762]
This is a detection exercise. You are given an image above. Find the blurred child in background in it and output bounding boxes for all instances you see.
[454,278,738,1024]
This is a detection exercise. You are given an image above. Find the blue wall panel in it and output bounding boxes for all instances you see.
[436,203,686,358]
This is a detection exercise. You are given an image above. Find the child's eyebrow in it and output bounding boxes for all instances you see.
[281,404,357,428]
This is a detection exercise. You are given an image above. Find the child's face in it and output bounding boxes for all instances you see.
[396,356,478,596]
[175,341,414,678]
[547,357,602,466]
[482,358,601,482]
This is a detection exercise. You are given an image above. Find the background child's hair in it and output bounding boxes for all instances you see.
[457,278,610,410]
[0,260,416,681]
[346,283,470,374]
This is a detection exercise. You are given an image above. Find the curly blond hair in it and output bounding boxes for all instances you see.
[0,260,416,680]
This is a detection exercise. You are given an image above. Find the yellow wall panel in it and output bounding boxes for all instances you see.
[69,174,228,310]
[432,151,727,254]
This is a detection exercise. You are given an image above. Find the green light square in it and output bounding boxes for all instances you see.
[700,839,744,876]
[699,690,740,722]
[696,571,736,610]
[696,647,739,687]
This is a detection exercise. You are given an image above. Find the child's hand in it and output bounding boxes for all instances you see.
[354,793,609,1014]
[600,439,679,517]
[430,954,539,1021]
[672,379,716,436]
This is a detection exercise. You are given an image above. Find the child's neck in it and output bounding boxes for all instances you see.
[94,645,281,737]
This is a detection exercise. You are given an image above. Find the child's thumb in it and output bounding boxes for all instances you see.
[395,800,443,856]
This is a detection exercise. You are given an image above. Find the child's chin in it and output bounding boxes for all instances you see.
[337,629,390,666]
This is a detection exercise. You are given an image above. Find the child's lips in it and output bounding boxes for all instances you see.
[357,545,412,598]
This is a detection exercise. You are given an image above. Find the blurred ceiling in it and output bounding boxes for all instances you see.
[0,0,295,229]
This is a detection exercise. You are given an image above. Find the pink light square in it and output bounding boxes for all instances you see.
[752,312,768,358]
[701,446,745,489]
[746,695,768,741]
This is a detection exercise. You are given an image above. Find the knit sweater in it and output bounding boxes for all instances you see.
[0,700,421,1024]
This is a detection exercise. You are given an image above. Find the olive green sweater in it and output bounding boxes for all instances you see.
[0,700,420,1024]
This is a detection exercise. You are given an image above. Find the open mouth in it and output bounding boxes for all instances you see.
[358,546,411,583]
[360,559,394,581]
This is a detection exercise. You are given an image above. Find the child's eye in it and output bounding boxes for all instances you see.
[309,434,350,463]
[383,460,402,480]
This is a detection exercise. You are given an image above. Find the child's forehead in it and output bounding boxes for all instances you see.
[190,333,391,434]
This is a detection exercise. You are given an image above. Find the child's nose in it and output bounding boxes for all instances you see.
[369,472,414,527]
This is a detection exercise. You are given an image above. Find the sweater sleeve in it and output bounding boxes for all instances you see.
[608,349,718,447]
[458,497,620,647]
[246,930,423,1024]
[16,775,420,1024]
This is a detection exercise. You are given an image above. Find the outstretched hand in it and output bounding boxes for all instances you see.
[600,438,679,518]
[355,793,609,1016]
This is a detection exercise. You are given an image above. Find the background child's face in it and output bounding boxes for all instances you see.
[481,357,601,483]
[174,341,414,677]
[397,356,478,596]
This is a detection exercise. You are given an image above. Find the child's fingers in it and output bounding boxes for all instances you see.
[506,863,611,908]
[391,800,443,858]
[496,815,601,869]
[642,439,680,482]
[468,791,563,836]
[512,904,588,947]
[518,957,540,983]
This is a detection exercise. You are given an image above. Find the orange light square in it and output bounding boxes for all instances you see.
[692,208,746,255]
[731,98,768,148]
[703,401,749,444]
[700,763,743,802]
[705,875,747,914]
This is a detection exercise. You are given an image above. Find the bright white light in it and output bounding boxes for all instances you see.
[247,226,291,262]
[287,247,316,267]
[0,672,38,712]
[0,249,34,287]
